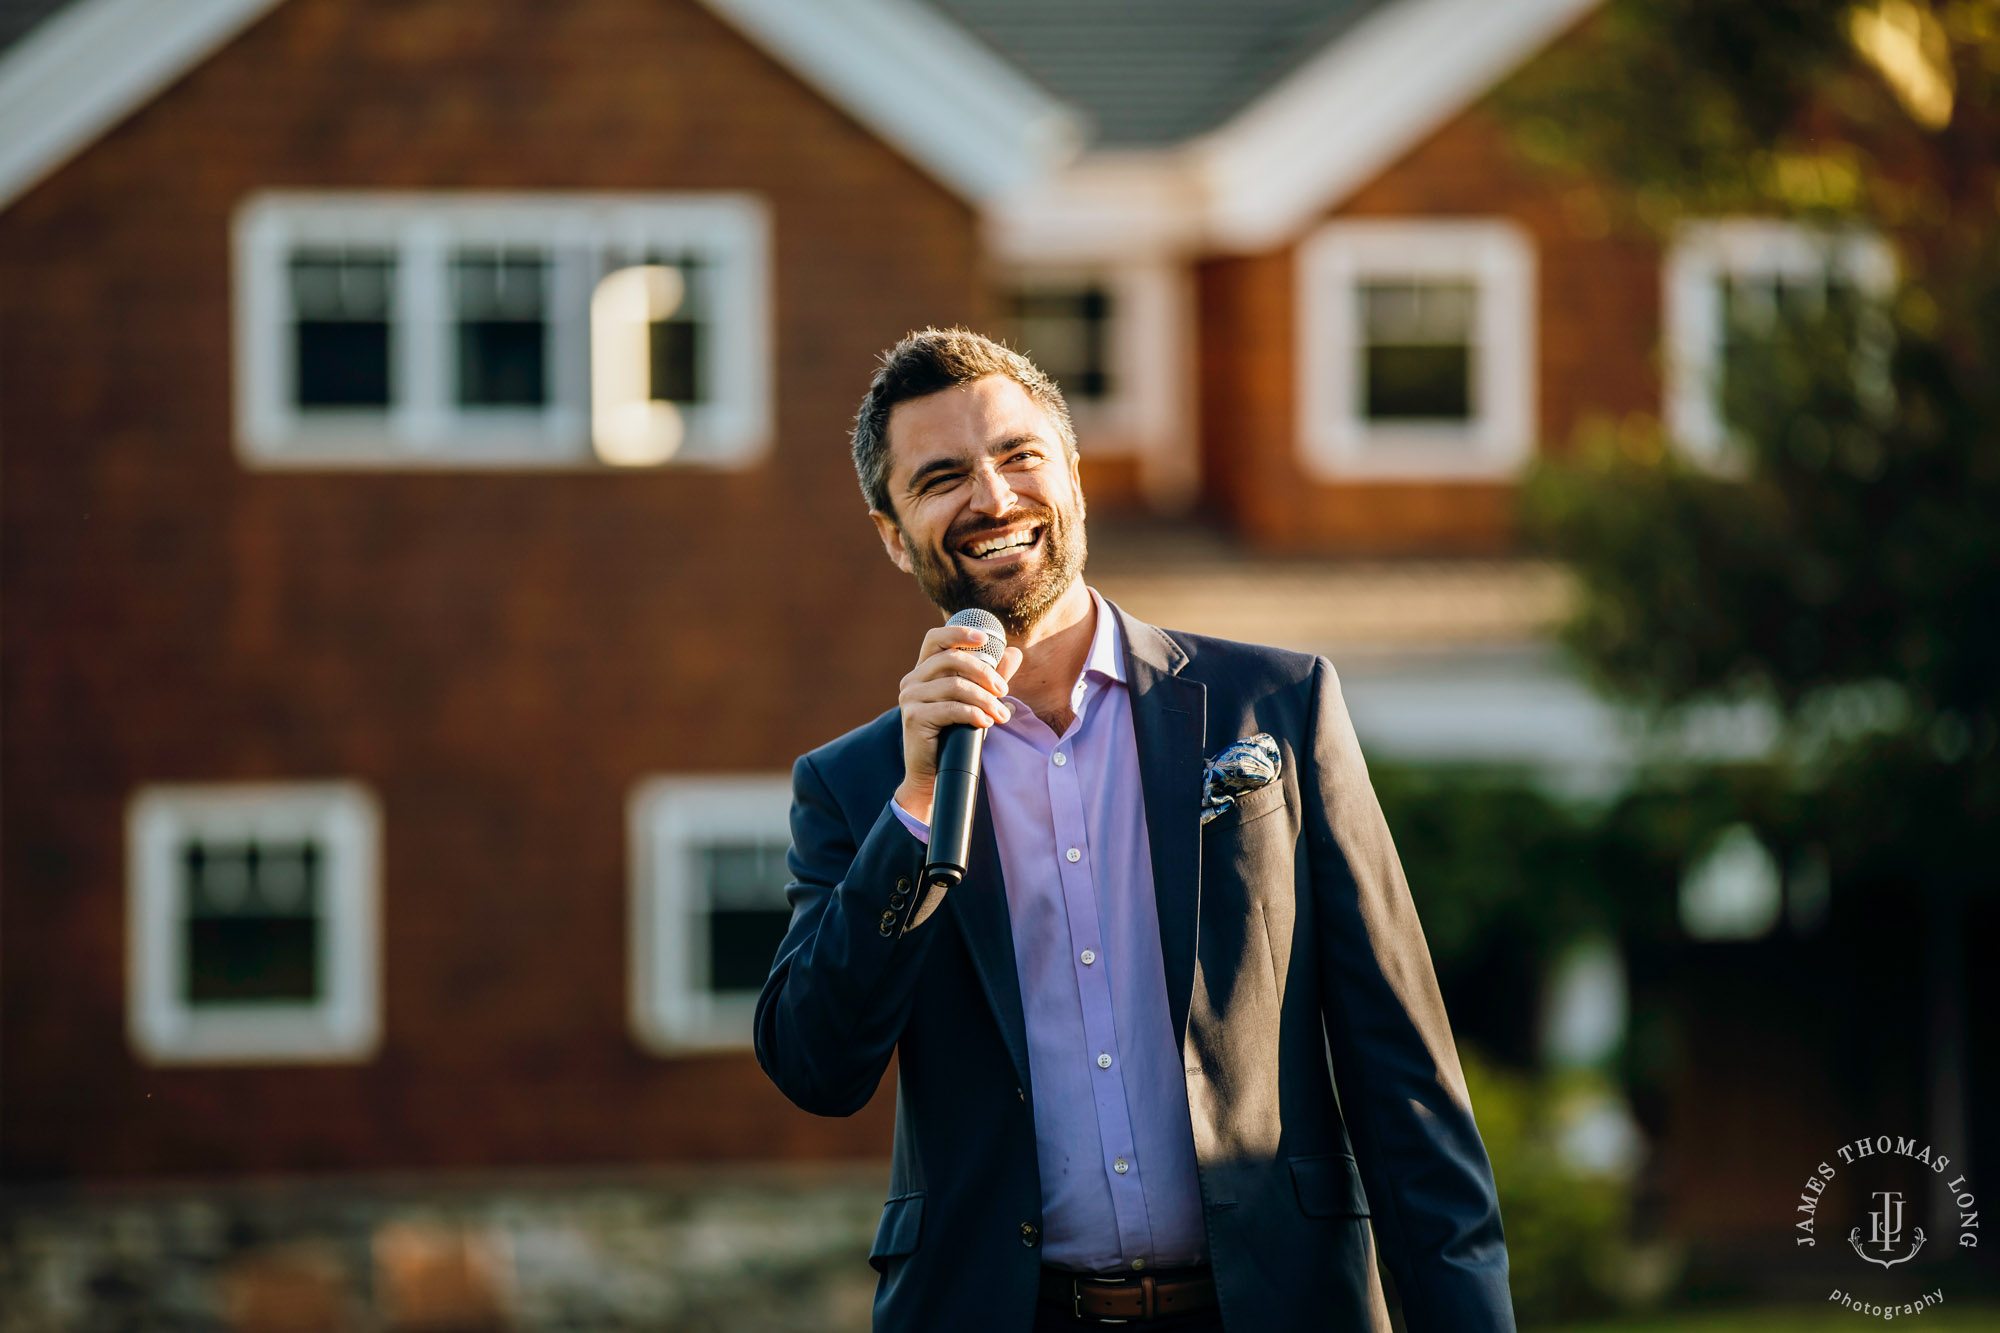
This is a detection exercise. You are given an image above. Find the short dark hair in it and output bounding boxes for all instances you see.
[851,327,1077,516]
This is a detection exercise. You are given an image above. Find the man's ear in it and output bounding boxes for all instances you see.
[870,509,915,574]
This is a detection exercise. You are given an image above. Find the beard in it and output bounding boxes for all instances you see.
[903,493,1088,639]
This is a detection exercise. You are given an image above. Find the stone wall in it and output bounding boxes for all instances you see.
[0,1166,886,1332]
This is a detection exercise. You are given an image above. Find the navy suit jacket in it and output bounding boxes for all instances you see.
[755,605,1515,1332]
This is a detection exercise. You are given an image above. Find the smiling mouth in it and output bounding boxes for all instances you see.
[960,525,1044,562]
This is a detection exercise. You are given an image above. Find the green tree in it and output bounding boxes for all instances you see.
[1503,0,2000,1191]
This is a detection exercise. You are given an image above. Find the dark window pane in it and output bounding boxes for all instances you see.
[186,920,319,1002]
[297,323,392,406]
[1359,280,1476,422]
[182,840,323,1004]
[1719,273,1858,417]
[701,840,791,992]
[454,251,548,407]
[291,251,394,409]
[709,908,794,992]
[458,321,546,406]
[1364,345,1473,419]
[1009,286,1112,402]
[650,318,700,404]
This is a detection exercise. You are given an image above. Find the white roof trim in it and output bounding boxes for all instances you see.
[697,0,1083,202]
[0,0,284,210]
[1194,0,1599,250]
[0,0,1082,217]
[989,0,1602,260]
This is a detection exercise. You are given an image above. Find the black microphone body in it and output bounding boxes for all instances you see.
[922,608,1006,889]
[923,722,984,889]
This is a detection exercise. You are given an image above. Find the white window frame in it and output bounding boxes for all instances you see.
[1000,259,1198,510]
[1664,219,1897,463]
[233,192,772,469]
[1296,219,1537,480]
[629,775,794,1054]
[127,782,381,1065]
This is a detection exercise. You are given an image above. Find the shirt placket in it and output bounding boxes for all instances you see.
[1048,676,1155,1262]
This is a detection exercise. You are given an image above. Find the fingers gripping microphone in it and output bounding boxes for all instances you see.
[924,609,1007,890]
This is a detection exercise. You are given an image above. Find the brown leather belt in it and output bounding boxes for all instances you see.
[1038,1265,1217,1323]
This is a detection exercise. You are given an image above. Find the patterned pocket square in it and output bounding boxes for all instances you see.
[1200,733,1282,826]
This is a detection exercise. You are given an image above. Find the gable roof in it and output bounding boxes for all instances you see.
[987,0,1601,259]
[0,0,1082,212]
[921,0,1395,149]
[0,0,1599,254]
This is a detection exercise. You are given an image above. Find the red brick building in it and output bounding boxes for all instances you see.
[1,0,1873,1212]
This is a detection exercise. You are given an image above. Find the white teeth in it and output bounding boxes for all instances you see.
[969,529,1037,557]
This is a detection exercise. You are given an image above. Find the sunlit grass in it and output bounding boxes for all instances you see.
[1545,1307,1999,1332]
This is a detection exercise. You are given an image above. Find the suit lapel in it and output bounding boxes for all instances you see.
[1112,602,1207,1049]
[946,783,1033,1093]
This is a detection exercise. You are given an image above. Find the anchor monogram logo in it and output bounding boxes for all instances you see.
[1849,1190,1926,1269]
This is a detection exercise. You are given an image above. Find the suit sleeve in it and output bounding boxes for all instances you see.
[753,750,939,1117]
[1302,656,1516,1332]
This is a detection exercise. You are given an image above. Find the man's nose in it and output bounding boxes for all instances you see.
[966,461,1017,516]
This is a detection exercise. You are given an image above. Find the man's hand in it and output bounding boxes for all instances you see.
[894,624,1023,826]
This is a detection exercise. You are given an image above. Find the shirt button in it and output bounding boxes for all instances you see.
[1113,1157,1129,1174]
[1066,847,1081,863]
[1080,949,1096,965]
[1052,752,1068,767]
[1096,1053,1112,1069]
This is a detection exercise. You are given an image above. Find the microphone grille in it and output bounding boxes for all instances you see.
[946,608,1007,667]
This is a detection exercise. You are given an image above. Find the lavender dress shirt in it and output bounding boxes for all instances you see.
[895,590,1207,1273]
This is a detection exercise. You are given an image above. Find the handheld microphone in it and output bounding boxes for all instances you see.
[923,608,1007,890]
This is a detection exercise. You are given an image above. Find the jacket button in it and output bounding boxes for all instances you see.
[896,877,912,893]
[889,891,908,909]
[1019,1222,1040,1246]
[877,910,897,937]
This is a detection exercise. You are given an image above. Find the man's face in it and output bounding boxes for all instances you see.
[871,374,1087,637]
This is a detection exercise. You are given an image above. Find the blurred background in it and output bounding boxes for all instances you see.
[2,0,1996,1328]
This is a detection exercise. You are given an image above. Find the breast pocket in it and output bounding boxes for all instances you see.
[868,1191,925,1272]
[1206,779,1288,831]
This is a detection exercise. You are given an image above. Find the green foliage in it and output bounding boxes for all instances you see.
[1460,1049,1639,1325]
[1500,0,2000,841]
[1522,290,2000,740]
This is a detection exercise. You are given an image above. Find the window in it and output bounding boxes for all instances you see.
[234,193,771,468]
[1296,219,1536,479]
[629,777,795,1052]
[291,249,395,408]
[1359,279,1476,420]
[1664,220,1896,462]
[995,261,1198,508]
[1006,284,1115,404]
[127,783,380,1064]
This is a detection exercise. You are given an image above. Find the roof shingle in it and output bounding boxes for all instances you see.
[920,0,1395,147]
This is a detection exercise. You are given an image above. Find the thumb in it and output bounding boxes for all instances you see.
[997,645,1024,682]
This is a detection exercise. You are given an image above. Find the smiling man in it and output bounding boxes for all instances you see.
[755,329,1515,1332]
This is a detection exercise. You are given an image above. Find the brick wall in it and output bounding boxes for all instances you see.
[1198,88,1663,554]
[0,0,981,1178]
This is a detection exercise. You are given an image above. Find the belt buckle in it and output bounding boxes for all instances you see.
[1073,1274,1130,1326]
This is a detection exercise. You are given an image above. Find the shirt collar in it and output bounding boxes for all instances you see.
[1081,586,1127,687]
